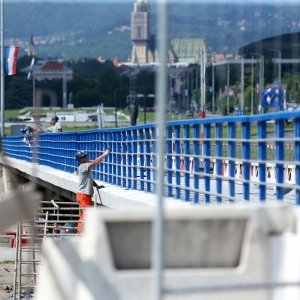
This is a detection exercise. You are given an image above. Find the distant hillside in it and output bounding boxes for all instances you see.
[4,2,300,60]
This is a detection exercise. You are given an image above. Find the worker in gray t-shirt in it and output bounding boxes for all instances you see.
[75,148,111,233]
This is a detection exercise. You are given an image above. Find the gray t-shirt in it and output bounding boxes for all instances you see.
[78,163,94,196]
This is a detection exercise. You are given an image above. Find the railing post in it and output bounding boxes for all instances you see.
[127,130,132,189]
[275,119,284,200]
[258,121,266,201]
[228,122,236,199]
[193,124,200,204]
[98,131,103,181]
[122,131,127,188]
[145,128,151,192]
[133,130,138,190]
[295,118,300,204]
[167,127,173,197]
[175,125,181,200]
[184,125,190,202]
[216,123,223,203]
[152,128,157,193]
[204,123,211,203]
[242,121,250,200]
[139,129,145,191]
[104,132,110,184]
[117,132,122,187]
[112,132,117,185]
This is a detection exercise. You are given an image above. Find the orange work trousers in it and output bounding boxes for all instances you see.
[76,193,92,233]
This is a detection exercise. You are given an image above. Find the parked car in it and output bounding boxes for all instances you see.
[18,117,34,122]
[5,117,22,122]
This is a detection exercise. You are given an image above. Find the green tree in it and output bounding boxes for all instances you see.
[73,89,101,107]
[218,95,235,115]
[96,66,120,106]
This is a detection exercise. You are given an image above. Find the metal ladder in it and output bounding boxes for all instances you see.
[13,195,80,300]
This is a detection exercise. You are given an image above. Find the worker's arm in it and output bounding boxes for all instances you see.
[88,148,111,169]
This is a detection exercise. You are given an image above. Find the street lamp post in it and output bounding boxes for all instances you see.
[136,94,144,123]
[250,53,264,113]
[241,56,244,111]
[199,47,206,113]
[211,54,215,114]
[227,62,230,114]
[147,94,155,124]
[269,49,281,85]
[114,89,118,128]
[251,56,254,115]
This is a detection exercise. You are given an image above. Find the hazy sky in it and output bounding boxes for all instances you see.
[11,0,300,3]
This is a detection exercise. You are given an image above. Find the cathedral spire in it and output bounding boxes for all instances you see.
[131,0,151,63]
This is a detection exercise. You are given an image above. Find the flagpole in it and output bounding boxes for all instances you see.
[0,0,4,136]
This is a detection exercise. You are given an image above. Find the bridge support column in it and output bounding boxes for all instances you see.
[2,166,22,196]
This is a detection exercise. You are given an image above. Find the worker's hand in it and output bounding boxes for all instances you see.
[104,147,111,156]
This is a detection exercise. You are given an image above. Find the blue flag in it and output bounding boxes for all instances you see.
[260,85,285,109]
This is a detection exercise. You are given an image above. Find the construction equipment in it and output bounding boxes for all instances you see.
[13,194,80,300]
[95,185,105,206]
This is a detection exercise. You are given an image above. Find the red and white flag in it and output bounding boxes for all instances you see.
[5,46,20,75]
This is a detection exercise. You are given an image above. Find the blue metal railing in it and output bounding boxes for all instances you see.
[2,111,300,204]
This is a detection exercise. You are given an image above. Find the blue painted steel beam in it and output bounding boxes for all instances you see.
[204,124,211,203]
[258,121,266,201]
[216,123,223,203]
[275,119,284,200]
[242,122,250,200]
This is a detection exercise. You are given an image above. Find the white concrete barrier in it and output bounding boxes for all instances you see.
[36,204,300,300]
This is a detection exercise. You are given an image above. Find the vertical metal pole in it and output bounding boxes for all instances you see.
[153,0,168,299]
[187,70,189,109]
[275,119,284,200]
[200,48,205,112]
[216,123,222,203]
[242,121,250,200]
[204,123,211,203]
[190,68,193,98]
[139,128,145,191]
[175,125,181,199]
[294,118,300,204]
[169,73,171,101]
[184,125,190,202]
[32,73,35,107]
[258,120,266,201]
[62,74,67,108]
[251,56,254,115]
[144,95,146,124]
[212,61,215,114]
[261,55,264,95]
[241,56,244,111]
[278,50,281,85]
[133,130,138,190]
[227,62,230,115]
[228,122,236,199]
[259,56,262,98]
[193,124,200,204]
[167,127,172,197]
[115,89,118,128]
[195,64,198,90]
[0,0,4,136]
